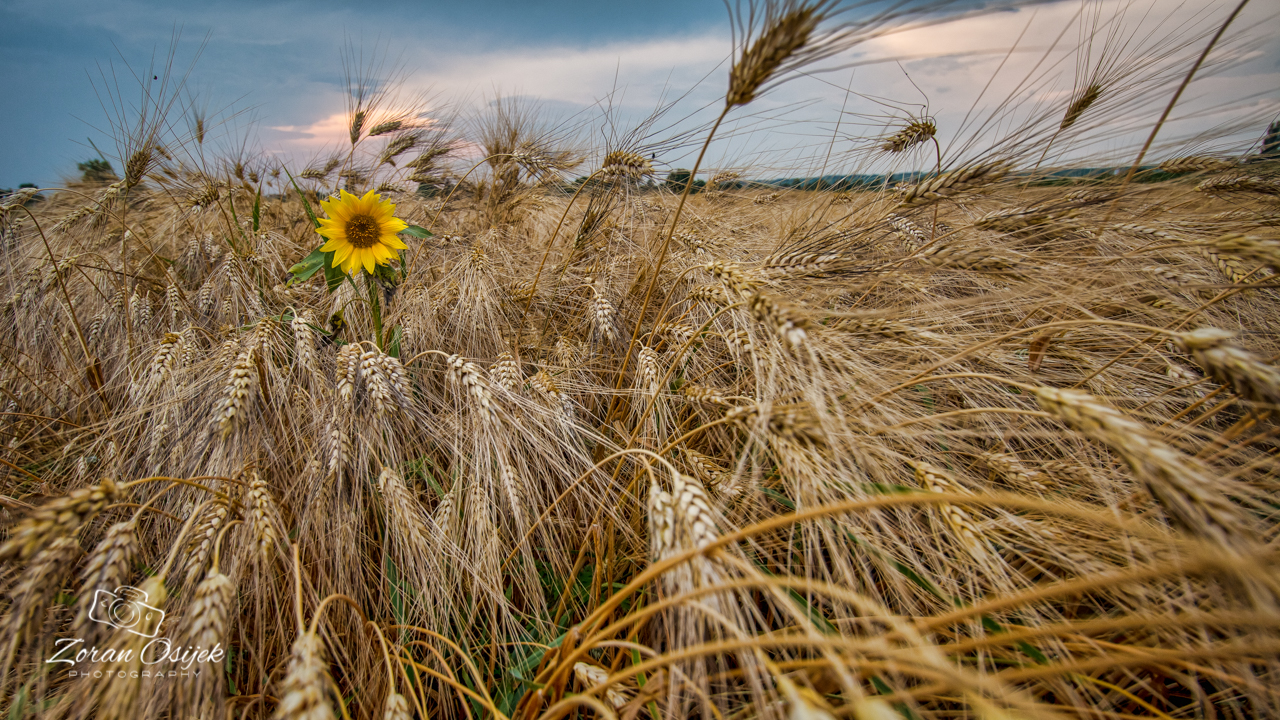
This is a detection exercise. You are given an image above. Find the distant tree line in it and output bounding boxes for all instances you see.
[0,183,42,202]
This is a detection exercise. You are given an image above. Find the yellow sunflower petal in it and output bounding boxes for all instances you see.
[330,202,355,223]
[381,233,409,251]
[372,243,399,263]
[317,219,345,239]
[380,216,409,234]
[331,243,354,264]
[361,249,377,274]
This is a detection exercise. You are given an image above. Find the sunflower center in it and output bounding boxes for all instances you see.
[345,214,381,249]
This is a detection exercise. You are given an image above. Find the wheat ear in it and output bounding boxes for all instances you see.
[1034,386,1253,550]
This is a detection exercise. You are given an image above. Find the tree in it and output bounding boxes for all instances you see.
[1263,119,1280,158]
[664,168,705,194]
[77,159,116,183]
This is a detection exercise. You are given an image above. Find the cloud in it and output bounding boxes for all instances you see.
[3,0,1277,188]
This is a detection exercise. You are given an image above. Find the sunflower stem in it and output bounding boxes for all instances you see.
[367,274,384,350]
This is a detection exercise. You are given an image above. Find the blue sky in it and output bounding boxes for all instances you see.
[2,0,1277,188]
[0,0,721,186]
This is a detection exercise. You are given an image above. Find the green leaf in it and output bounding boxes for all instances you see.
[385,555,412,628]
[388,325,403,358]
[283,166,322,229]
[288,248,329,284]
[980,616,1049,664]
[750,557,837,634]
[226,647,238,695]
[508,631,567,682]
[863,482,918,495]
[287,245,344,294]
[760,487,795,510]
[251,184,262,232]
[844,530,947,600]
[227,194,250,251]
[869,676,921,720]
[401,224,433,239]
[9,682,28,720]
[323,258,346,293]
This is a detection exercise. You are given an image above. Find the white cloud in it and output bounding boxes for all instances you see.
[252,0,1279,176]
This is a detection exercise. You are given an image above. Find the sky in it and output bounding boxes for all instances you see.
[0,0,1276,190]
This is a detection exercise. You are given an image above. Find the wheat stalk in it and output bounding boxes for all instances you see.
[1060,84,1102,130]
[921,244,1024,276]
[881,119,936,152]
[592,289,618,342]
[911,461,992,566]
[246,470,282,562]
[726,2,824,108]
[573,661,632,709]
[1159,156,1235,174]
[1034,385,1253,549]
[760,251,844,279]
[292,313,319,378]
[1176,328,1280,406]
[175,570,234,718]
[888,213,929,251]
[680,383,731,405]
[705,261,759,296]
[897,162,1009,207]
[383,693,411,720]
[72,521,139,637]
[1196,175,1280,196]
[749,291,808,350]
[214,342,258,436]
[688,283,730,306]
[180,499,230,586]
[638,345,661,393]
[361,348,396,416]
[337,344,361,405]
[974,204,1076,232]
[96,575,168,720]
[600,150,654,180]
[379,467,432,550]
[648,480,677,563]
[446,353,498,419]
[326,415,350,480]
[136,332,182,400]
[490,352,522,392]
[832,315,939,342]
[1197,244,1261,284]
[379,353,410,408]
[273,632,335,720]
[1205,234,1280,272]
[1,537,81,685]
[0,478,120,562]
[980,452,1051,494]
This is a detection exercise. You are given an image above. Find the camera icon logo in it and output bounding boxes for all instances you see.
[88,585,166,638]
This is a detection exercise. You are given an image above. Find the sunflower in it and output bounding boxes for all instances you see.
[315,189,409,275]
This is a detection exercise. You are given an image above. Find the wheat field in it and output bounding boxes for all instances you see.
[2,1,1280,719]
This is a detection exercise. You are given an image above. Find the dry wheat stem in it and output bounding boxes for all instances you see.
[1111,0,1252,211]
